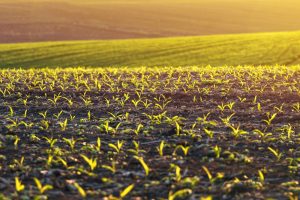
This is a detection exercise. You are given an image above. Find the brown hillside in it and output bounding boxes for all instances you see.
[1,0,300,43]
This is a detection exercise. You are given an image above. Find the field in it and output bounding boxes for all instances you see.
[0,66,299,199]
[2,0,300,43]
[2,31,300,67]
[1,1,300,198]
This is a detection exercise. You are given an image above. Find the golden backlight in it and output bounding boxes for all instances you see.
[1,0,300,42]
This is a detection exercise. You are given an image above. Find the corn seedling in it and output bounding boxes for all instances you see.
[229,124,248,138]
[168,189,192,200]
[43,137,57,148]
[81,154,97,171]
[213,145,222,158]
[59,118,68,131]
[170,164,182,182]
[202,166,224,184]
[263,112,277,126]
[133,156,149,176]
[34,177,53,194]
[108,140,124,153]
[204,128,214,139]
[14,136,20,149]
[73,182,86,198]
[15,177,25,192]
[63,137,77,151]
[102,161,116,174]
[120,184,135,199]
[258,170,264,183]
[134,124,144,135]
[268,147,282,161]
[157,140,165,156]
[173,145,190,156]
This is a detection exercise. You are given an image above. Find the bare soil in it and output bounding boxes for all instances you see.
[2,0,300,43]
[0,67,299,199]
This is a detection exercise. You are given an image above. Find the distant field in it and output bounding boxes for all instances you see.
[1,31,300,67]
[1,0,300,43]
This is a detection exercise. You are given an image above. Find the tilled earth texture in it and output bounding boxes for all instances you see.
[0,66,299,200]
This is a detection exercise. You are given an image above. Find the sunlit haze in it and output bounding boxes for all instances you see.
[1,0,300,42]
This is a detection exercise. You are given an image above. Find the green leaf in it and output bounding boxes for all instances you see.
[120,184,134,198]
[169,189,192,200]
[74,182,86,198]
[133,156,149,176]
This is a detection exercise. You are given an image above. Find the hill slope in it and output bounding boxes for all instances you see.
[1,31,300,67]
[2,0,300,43]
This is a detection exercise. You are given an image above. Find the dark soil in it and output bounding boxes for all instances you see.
[0,67,299,200]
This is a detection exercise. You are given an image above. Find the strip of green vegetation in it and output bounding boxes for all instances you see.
[1,31,300,67]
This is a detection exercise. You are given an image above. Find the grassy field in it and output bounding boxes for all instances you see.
[2,0,300,43]
[1,31,300,67]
